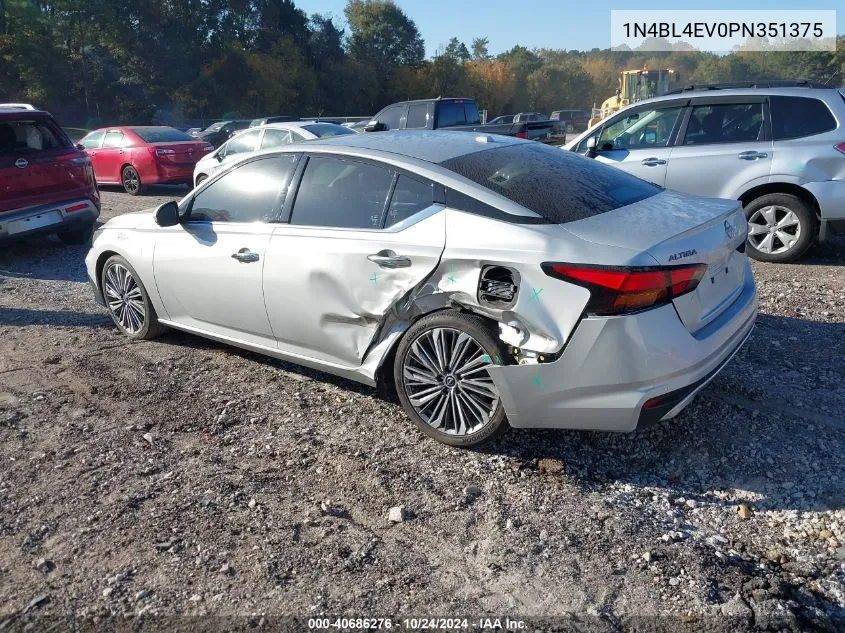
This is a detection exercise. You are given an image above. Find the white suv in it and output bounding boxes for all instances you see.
[567,82,845,263]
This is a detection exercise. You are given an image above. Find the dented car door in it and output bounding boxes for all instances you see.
[263,156,446,367]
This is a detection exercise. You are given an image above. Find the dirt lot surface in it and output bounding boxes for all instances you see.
[1,187,844,632]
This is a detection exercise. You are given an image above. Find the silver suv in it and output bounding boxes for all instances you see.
[566,82,845,262]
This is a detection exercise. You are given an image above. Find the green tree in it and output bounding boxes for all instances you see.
[471,37,490,60]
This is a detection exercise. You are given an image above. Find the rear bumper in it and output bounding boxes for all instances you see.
[487,267,757,431]
[147,162,197,185]
[0,198,99,243]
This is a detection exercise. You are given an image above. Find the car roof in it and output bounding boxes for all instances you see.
[636,85,844,105]
[261,121,340,131]
[304,130,524,163]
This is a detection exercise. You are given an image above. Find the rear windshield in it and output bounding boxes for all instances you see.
[0,118,69,154]
[301,123,356,138]
[133,127,193,143]
[439,142,660,223]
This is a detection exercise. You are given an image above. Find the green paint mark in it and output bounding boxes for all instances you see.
[447,274,457,283]
[531,374,542,387]
[481,354,491,363]
[370,273,379,284]
[531,287,543,301]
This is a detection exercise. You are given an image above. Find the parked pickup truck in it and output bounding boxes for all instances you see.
[364,97,560,142]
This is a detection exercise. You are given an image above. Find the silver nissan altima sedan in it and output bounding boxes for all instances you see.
[85,131,757,447]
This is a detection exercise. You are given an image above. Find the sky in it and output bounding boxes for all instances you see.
[294,0,843,58]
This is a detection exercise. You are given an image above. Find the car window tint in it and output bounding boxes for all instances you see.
[683,103,763,145]
[80,130,104,149]
[598,107,682,150]
[378,106,404,130]
[440,142,659,224]
[223,130,260,157]
[291,156,393,229]
[133,127,193,142]
[189,155,297,223]
[101,131,124,148]
[770,96,836,140]
[260,128,292,149]
[438,101,479,127]
[385,175,434,227]
[0,119,68,153]
[406,104,429,129]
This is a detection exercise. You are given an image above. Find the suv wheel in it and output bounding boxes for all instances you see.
[744,193,817,263]
[394,311,509,448]
[121,165,145,196]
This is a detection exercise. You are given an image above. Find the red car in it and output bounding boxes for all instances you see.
[0,105,100,245]
[78,126,214,195]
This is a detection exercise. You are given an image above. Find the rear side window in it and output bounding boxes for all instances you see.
[406,104,430,129]
[438,101,481,127]
[385,175,434,227]
[101,131,124,148]
[0,119,69,154]
[291,156,394,229]
[189,155,297,223]
[439,142,660,224]
[770,96,837,140]
[683,103,764,145]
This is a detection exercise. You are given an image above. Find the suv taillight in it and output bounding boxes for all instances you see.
[542,263,707,316]
[835,142,845,155]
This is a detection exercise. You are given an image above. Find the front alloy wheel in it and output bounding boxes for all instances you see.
[101,255,167,340]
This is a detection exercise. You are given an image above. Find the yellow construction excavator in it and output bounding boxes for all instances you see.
[589,66,679,127]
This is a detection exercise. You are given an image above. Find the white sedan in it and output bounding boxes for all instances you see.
[192,121,355,187]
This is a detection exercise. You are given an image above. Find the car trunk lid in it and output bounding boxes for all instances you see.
[561,190,748,333]
[150,141,212,165]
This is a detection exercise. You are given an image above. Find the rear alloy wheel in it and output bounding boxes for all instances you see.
[101,255,166,340]
[744,193,816,263]
[121,165,144,196]
[394,311,508,448]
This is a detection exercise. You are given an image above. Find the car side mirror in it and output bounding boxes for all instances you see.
[586,136,598,158]
[215,151,223,162]
[364,121,386,132]
[75,143,85,151]
[154,201,180,227]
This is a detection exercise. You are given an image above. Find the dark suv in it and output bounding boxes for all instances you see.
[0,106,100,245]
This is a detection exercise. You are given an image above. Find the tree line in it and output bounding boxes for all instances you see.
[1,0,843,127]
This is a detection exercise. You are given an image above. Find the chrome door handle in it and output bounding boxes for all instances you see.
[367,250,411,268]
[738,150,768,160]
[231,248,259,263]
[641,157,667,166]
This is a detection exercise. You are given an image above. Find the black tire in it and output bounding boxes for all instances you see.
[121,165,145,196]
[58,222,95,245]
[744,193,817,263]
[565,123,575,134]
[394,310,509,448]
[195,174,207,188]
[101,255,167,340]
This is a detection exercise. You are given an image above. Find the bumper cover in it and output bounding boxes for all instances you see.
[487,270,757,431]
[0,198,99,243]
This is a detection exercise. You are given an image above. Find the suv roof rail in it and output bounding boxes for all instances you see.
[665,79,828,95]
[0,103,37,110]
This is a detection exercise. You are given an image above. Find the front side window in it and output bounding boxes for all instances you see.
[260,128,293,149]
[222,130,260,158]
[683,103,764,145]
[385,175,434,227]
[440,142,659,224]
[188,155,297,223]
[598,106,683,151]
[378,106,405,130]
[101,131,124,148]
[290,156,394,229]
[770,96,836,140]
[79,130,104,149]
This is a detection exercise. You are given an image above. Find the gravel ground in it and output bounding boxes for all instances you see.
[1,187,844,632]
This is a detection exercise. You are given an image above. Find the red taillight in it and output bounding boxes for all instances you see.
[65,203,88,213]
[542,263,707,315]
[155,148,176,157]
[835,142,845,155]
[515,131,528,139]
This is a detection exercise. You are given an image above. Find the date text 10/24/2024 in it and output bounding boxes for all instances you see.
[307,617,527,630]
